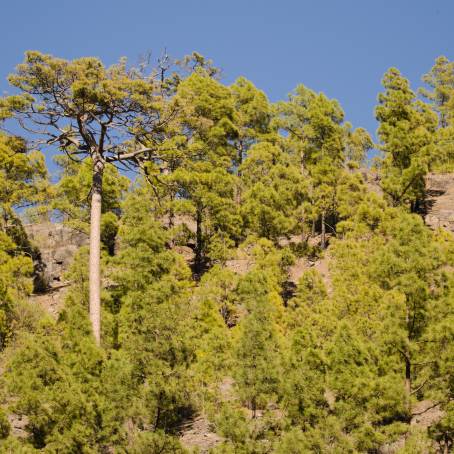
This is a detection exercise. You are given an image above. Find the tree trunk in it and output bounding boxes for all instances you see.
[195,206,203,276]
[237,141,244,173]
[443,436,450,454]
[234,182,242,206]
[252,396,257,419]
[321,211,326,249]
[405,356,411,414]
[235,144,243,206]
[89,158,104,346]
[405,307,412,414]
[301,218,306,243]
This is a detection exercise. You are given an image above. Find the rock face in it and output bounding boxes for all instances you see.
[425,173,454,233]
[24,223,88,290]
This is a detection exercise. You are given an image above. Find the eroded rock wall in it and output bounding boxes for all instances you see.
[24,223,88,290]
[425,173,454,233]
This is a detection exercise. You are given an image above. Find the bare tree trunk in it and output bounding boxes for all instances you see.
[89,158,104,345]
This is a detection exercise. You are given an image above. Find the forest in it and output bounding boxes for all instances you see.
[0,51,453,453]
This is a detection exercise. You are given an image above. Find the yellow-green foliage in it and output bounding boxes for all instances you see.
[2,52,454,453]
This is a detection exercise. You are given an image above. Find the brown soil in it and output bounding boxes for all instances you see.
[411,400,444,429]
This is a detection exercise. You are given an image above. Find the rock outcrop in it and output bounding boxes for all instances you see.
[425,173,454,233]
[24,223,88,290]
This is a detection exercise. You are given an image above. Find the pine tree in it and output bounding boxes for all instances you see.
[276,84,367,247]
[230,77,273,167]
[421,56,454,128]
[168,71,241,272]
[328,204,454,448]
[111,191,196,431]
[5,51,178,343]
[1,49,453,453]
[233,270,283,417]
[421,56,454,171]
[240,142,306,241]
[375,68,437,211]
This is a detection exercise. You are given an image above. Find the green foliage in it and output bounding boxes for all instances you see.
[421,56,454,172]
[240,142,306,240]
[397,428,434,454]
[2,51,454,453]
[0,126,48,346]
[421,56,454,128]
[0,408,10,440]
[111,191,196,431]
[0,231,34,348]
[429,402,454,453]
[195,265,239,327]
[293,268,327,308]
[127,430,187,453]
[275,83,372,245]
[233,269,283,415]
[230,76,274,169]
[0,132,48,215]
[275,419,357,453]
[2,190,194,451]
[375,68,437,210]
[52,156,128,235]
[4,309,133,452]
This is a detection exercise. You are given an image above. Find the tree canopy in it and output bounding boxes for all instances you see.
[0,51,453,453]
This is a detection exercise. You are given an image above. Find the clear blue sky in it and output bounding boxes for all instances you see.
[1,0,453,143]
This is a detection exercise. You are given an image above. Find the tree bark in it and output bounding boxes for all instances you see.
[89,158,104,346]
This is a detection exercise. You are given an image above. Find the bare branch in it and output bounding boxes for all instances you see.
[105,145,157,162]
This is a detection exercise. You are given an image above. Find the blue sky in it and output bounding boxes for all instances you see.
[1,0,453,145]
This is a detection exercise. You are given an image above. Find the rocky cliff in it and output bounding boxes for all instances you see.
[24,223,88,290]
[425,173,454,233]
